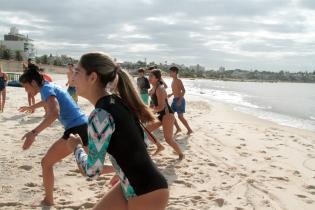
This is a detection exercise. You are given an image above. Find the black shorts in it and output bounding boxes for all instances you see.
[62,123,88,146]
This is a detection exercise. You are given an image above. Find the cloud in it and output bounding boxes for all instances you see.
[0,0,314,71]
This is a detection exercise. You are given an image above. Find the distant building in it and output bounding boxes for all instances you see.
[0,27,35,60]
[190,64,205,71]
[219,66,225,72]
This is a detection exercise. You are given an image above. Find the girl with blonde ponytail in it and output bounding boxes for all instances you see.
[67,52,169,210]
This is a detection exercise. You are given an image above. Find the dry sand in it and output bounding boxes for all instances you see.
[0,74,315,210]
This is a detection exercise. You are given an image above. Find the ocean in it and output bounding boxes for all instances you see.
[165,78,315,132]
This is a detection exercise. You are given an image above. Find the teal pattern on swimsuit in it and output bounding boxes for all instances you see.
[74,108,146,199]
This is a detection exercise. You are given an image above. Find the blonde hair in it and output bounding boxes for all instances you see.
[79,52,156,123]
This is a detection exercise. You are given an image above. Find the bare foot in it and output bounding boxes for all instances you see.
[187,130,193,135]
[153,145,165,156]
[41,197,54,206]
[174,129,182,136]
[31,199,54,208]
[178,153,185,160]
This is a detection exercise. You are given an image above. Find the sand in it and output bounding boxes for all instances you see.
[0,74,315,210]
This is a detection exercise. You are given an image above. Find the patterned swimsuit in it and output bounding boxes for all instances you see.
[74,95,167,199]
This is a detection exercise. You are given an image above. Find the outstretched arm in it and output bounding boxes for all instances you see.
[21,96,59,150]
[19,101,46,113]
[69,109,115,179]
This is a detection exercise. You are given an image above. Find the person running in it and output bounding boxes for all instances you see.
[18,64,88,206]
[26,61,36,109]
[168,66,193,135]
[137,68,150,105]
[0,64,8,112]
[38,68,53,82]
[146,69,184,160]
[66,52,169,210]
[66,63,78,103]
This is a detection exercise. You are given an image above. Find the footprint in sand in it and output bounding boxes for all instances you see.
[304,185,315,195]
[270,176,289,182]
[19,165,33,171]
[208,162,217,167]
[25,182,38,187]
[213,198,225,207]
[65,172,77,176]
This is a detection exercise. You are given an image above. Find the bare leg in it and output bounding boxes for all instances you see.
[0,90,2,112]
[174,118,181,135]
[93,183,128,210]
[162,114,184,159]
[145,122,165,155]
[129,189,169,210]
[31,95,35,106]
[1,89,6,112]
[178,113,193,135]
[28,93,32,106]
[41,138,72,205]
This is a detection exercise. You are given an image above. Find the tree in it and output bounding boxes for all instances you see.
[41,54,48,64]
[3,49,11,60]
[15,50,23,61]
[35,57,41,64]
[0,45,6,59]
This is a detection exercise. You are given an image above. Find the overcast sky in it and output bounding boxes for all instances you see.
[1,0,315,71]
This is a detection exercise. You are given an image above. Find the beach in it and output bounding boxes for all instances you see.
[0,74,315,210]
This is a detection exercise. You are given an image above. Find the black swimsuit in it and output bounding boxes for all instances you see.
[75,95,168,199]
[0,75,6,91]
[151,86,174,121]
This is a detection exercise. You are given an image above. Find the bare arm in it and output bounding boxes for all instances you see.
[33,96,59,134]
[154,86,167,112]
[19,101,46,113]
[21,96,59,150]
[179,79,185,98]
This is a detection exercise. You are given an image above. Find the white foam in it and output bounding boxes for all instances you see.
[235,106,315,132]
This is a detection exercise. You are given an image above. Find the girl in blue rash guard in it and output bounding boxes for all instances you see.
[67,52,169,210]
[18,65,88,206]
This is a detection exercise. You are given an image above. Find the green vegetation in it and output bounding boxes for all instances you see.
[121,61,315,83]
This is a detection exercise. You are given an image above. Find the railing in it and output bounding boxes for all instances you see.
[7,72,22,81]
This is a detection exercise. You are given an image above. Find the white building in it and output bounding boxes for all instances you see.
[0,27,35,60]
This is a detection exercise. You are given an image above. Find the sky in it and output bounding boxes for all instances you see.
[0,0,315,72]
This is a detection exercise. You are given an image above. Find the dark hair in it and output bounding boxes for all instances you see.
[169,66,179,74]
[68,63,74,67]
[38,68,45,72]
[138,68,144,73]
[19,64,44,87]
[150,69,164,85]
[79,52,155,123]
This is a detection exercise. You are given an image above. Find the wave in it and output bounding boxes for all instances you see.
[235,107,315,132]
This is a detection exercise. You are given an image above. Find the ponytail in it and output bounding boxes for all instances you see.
[80,52,156,123]
[116,68,156,123]
[19,64,44,86]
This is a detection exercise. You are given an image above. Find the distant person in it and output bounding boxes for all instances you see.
[137,68,150,105]
[38,68,53,82]
[0,64,8,112]
[18,64,88,206]
[38,68,53,117]
[148,66,167,88]
[66,63,78,103]
[168,66,193,135]
[24,61,36,111]
[146,69,184,159]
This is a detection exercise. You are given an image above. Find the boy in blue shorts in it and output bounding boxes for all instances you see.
[168,66,193,135]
